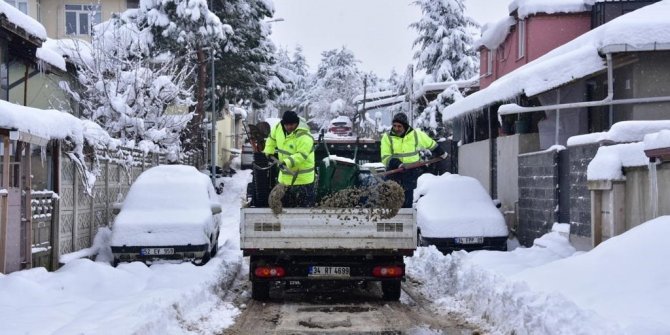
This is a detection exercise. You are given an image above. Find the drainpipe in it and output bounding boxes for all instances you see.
[498,53,670,115]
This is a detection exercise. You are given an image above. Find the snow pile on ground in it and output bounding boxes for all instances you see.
[408,217,670,334]
[0,169,253,335]
[0,253,241,335]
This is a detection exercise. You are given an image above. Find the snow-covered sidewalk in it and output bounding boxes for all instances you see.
[407,217,670,335]
[0,170,252,335]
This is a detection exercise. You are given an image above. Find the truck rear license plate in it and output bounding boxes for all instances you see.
[308,266,350,277]
[140,248,175,256]
[455,237,483,244]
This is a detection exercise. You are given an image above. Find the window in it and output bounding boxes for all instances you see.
[517,20,526,59]
[126,0,139,9]
[5,0,28,14]
[486,49,494,76]
[65,4,101,35]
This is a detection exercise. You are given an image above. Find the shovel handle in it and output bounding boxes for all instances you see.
[377,156,445,177]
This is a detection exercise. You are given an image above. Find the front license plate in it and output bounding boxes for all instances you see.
[308,266,350,277]
[141,247,175,256]
[455,237,484,244]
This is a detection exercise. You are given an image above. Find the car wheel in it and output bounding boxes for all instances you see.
[381,280,401,301]
[193,250,211,266]
[251,280,270,301]
[211,234,219,256]
[112,258,120,267]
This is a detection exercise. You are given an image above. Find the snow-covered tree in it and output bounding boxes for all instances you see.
[410,0,479,82]
[213,0,281,111]
[307,47,363,128]
[256,45,311,122]
[59,1,230,159]
[131,0,231,151]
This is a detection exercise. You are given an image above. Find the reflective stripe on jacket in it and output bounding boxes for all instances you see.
[380,127,437,167]
[263,120,315,185]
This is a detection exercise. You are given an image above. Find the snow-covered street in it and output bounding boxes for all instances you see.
[1,169,669,334]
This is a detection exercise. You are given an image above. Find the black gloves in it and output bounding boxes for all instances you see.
[388,158,402,170]
[431,146,447,159]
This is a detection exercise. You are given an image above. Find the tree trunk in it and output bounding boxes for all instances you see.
[184,47,208,156]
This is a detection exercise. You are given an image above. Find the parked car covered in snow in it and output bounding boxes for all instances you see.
[110,165,222,266]
[415,173,508,253]
[326,115,353,137]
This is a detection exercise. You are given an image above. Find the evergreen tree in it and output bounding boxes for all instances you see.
[307,47,363,128]
[410,0,479,82]
[212,0,281,111]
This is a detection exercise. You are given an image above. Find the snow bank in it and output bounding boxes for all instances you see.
[517,216,670,334]
[409,216,670,334]
[407,233,621,334]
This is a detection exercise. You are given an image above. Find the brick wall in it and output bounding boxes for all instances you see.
[567,143,600,243]
[517,150,560,246]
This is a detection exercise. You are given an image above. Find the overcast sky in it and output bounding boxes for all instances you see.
[269,0,510,78]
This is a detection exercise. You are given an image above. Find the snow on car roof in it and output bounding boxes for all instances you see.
[111,165,216,246]
[330,115,352,125]
[415,173,508,238]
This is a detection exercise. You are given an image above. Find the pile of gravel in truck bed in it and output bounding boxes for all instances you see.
[269,180,404,220]
[318,180,404,220]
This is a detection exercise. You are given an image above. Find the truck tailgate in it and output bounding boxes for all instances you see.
[240,208,416,250]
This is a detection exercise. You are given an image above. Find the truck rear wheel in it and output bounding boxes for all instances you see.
[381,280,401,301]
[251,281,270,301]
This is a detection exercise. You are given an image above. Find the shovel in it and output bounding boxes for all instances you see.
[373,156,446,178]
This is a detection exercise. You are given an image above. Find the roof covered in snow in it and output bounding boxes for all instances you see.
[586,122,670,181]
[474,16,516,50]
[0,2,47,40]
[442,0,670,122]
[413,77,479,100]
[509,0,595,19]
[353,90,397,104]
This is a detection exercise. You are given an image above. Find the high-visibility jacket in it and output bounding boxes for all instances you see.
[263,120,315,185]
[380,127,437,167]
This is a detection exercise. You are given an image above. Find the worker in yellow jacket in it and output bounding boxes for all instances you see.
[381,112,447,208]
[264,111,315,207]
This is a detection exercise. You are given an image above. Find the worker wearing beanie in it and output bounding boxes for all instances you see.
[264,110,316,207]
[381,112,447,208]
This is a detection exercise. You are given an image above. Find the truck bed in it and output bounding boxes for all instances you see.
[240,208,416,251]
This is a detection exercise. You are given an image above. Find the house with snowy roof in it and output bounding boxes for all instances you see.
[0,1,170,275]
[440,0,670,250]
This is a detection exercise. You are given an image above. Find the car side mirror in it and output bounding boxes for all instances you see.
[493,199,502,209]
[112,202,123,215]
[211,202,222,215]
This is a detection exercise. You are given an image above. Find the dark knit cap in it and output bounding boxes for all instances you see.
[281,110,299,125]
[392,112,409,128]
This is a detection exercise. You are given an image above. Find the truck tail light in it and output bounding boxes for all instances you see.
[254,265,286,278]
[372,265,404,278]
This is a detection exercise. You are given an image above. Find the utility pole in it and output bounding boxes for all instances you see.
[362,75,367,136]
[407,64,414,127]
[210,0,216,184]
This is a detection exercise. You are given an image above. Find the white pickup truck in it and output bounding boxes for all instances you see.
[240,207,416,300]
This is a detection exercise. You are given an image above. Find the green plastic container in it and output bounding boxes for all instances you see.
[317,157,359,201]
